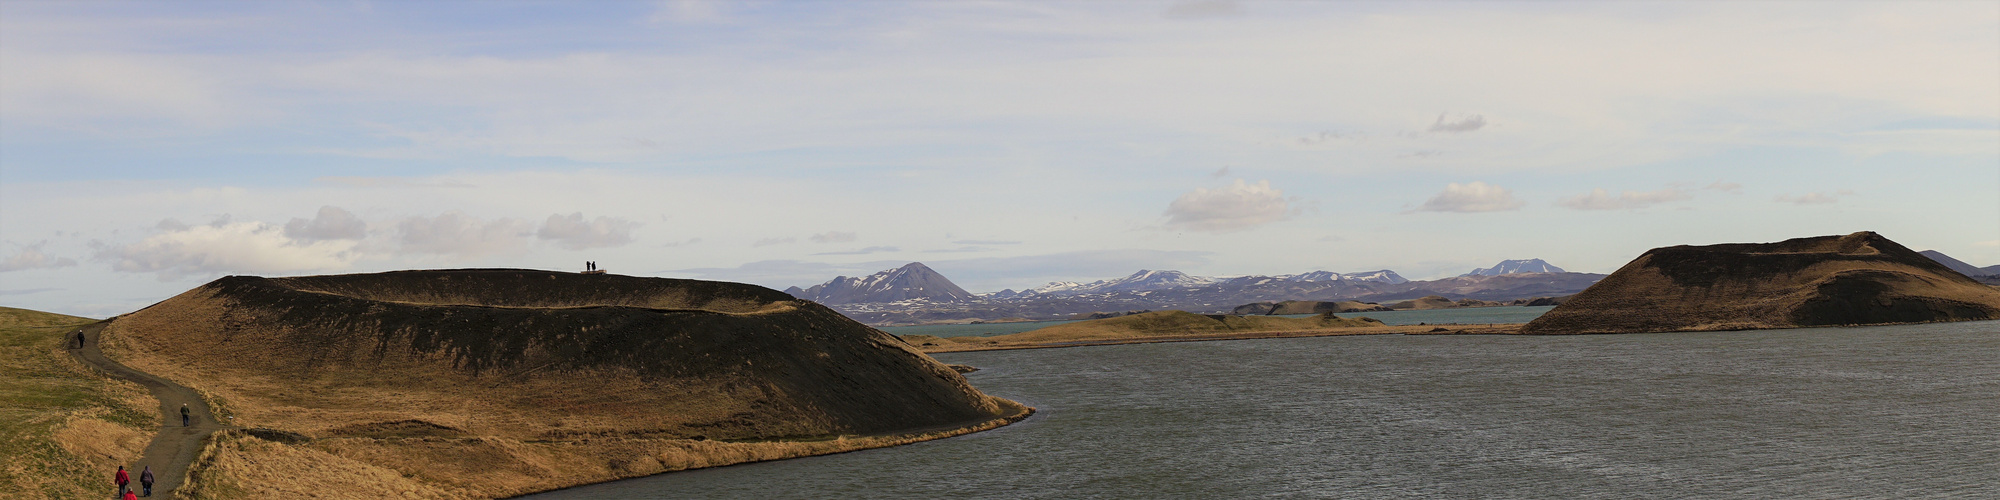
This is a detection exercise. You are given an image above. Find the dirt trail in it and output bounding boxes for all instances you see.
[70,321,232,497]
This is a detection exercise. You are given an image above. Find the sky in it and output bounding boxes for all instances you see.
[2,1,1997,318]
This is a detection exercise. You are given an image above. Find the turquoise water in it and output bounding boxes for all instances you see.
[527,320,2000,499]
[881,306,1556,338]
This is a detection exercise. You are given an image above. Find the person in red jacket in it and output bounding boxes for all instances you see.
[123,489,138,500]
[115,465,130,495]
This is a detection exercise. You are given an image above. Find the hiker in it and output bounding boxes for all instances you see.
[115,465,130,495]
[73,330,84,349]
[139,466,154,497]
[180,404,191,426]
[122,488,137,500]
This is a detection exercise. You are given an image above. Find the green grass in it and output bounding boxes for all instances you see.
[0,306,153,499]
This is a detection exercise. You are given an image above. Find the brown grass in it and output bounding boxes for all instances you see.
[98,270,1028,498]
[902,310,1532,353]
[0,307,156,499]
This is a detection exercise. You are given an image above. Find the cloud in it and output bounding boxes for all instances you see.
[1775,190,1855,205]
[284,206,368,241]
[313,177,472,188]
[0,242,80,272]
[752,237,795,247]
[813,246,899,256]
[1558,187,1694,210]
[1164,1,1244,20]
[809,231,857,244]
[1209,166,1232,178]
[93,220,358,280]
[924,247,990,253]
[536,212,639,250]
[0,288,62,296]
[1412,181,1526,213]
[1163,179,1293,233]
[1704,181,1743,193]
[1428,113,1487,133]
[952,239,1021,245]
[648,0,726,24]
[395,211,531,257]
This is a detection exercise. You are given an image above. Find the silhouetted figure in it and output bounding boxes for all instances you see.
[180,404,191,427]
[73,330,84,349]
[139,467,154,497]
[115,465,129,495]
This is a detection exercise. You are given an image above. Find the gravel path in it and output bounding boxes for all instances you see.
[70,321,233,497]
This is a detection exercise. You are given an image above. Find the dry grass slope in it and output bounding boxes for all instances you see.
[98,269,1026,498]
[904,310,1392,352]
[0,307,155,500]
[1522,232,2000,334]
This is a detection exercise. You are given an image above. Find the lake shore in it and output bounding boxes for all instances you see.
[909,323,1526,353]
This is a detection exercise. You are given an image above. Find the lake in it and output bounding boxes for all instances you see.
[527,320,2000,498]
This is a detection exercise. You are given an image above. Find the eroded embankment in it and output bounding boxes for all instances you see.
[99,269,1027,498]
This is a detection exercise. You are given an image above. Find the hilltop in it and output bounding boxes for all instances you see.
[97,269,1026,498]
[1461,258,1565,276]
[1522,232,2000,334]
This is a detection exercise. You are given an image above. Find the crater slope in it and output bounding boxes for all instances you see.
[1522,232,2000,334]
[98,269,1025,498]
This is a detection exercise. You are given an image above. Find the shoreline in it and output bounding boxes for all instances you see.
[501,398,1036,498]
[914,323,1526,353]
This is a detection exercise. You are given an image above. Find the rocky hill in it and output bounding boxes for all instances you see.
[785,262,976,304]
[1462,258,1565,276]
[98,269,1024,498]
[1522,232,2000,334]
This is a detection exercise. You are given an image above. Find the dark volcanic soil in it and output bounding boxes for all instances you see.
[1521,232,2000,334]
[106,269,1008,439]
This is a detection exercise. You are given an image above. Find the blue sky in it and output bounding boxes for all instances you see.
[3,1,1996,317]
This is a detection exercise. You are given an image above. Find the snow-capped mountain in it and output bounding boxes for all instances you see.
[1461,259,1566,277]
[1025,270,1218,296]
[784,262,975,305]
[1341,270,1408,284]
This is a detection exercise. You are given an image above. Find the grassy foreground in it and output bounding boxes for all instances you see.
[0,307,155,499]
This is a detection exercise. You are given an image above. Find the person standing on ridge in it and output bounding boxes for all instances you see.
[180,404,191,426]
[73,329,84,349]
[115,465,129,495]
[139,466,154,497]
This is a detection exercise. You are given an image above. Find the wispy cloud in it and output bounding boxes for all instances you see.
[395,211,532,258]
[1776,190,1856,205]
[536,212,639,250]
[752,237,795,247]
[93,219,358,280]
[0,241,79,272]
[813,246,899,256]
[284,206,368,241]
[1559,187,1694,210]
[1428,113,1487,133]
[809,231,857,244]
[1164,0,1244,20]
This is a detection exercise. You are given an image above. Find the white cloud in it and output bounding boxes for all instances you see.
[396,211,531,257]
[1704,181,1743,193]
[1559,187,1694,210]
[1413,181,1526,213]
[809,231,857,244]
[0,241,79,272]
[1163,179,1292,233]
[813,246,899,256]
[536,212,638,250]
[93,221,357,280]
[752,237,795,247]
[284,205,368,241]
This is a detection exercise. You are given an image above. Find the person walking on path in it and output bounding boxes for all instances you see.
[115,465,130,496]
[72,329,84,349]
[122,488,138,500]
[180,404,191,426]
[139,466,154,497]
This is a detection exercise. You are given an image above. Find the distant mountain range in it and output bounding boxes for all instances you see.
[786,260,1600,325]
[1462,259,1564,276]
[1919,250,2000,278]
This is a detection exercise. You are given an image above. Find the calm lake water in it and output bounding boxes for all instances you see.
[529,320,2000,499]
[879,306,1557,338]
